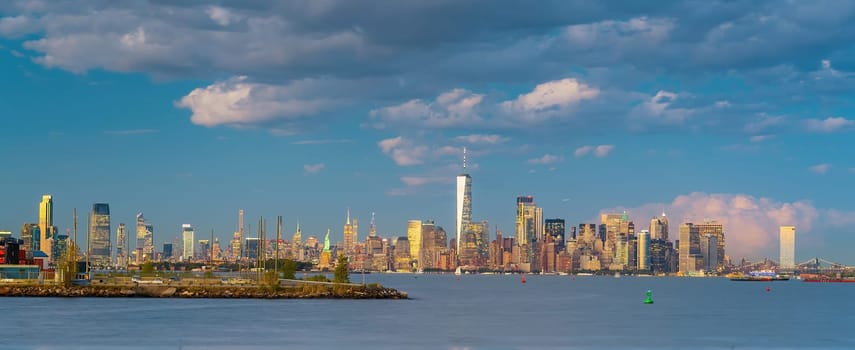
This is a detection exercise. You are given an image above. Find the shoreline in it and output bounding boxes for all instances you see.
[0,284,408,299]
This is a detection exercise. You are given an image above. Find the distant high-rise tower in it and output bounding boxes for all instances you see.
[779,226,795,268]
[135,213,154,263]
[407,220,422,266]
[649,211,669,241]
[38,195,56,260]
[232,209,244,262]
[516,196,540,265]
[544,219,566,248]
[182,224,195,261]
[89,203,111,267]
[695,221,724,271]
[238,209,244,238]
[456,148,472,253]
[637,230,650,270]
[700,234,718,272]
[369,212,377,237]
[343,209,357,256]
[292,222,302,245]
[678,223,701,273]
[116,223,127,268]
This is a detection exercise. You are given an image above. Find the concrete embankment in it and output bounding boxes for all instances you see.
[0,284,408,299]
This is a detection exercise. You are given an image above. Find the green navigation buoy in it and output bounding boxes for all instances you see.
[644,290,654,304]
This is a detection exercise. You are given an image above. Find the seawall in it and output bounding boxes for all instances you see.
[0,284,408,299]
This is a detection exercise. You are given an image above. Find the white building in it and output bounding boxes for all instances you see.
[779,226,795,268]
[182,224,195,261]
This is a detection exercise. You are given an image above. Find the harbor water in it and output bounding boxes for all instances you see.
[2,274,853,349]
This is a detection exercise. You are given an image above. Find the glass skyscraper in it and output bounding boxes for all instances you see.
[90,203,112,267]
[136,213,154,263]
[39,195,55,260]
[182,224,195,261]
[456,166,472,254]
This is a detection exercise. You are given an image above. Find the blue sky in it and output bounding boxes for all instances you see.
[1,1,854,263]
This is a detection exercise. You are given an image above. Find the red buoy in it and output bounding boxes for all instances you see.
[765,286,771,292]
[521,275,526,284]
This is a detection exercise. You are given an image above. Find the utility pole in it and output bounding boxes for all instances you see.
[86,211,91,277]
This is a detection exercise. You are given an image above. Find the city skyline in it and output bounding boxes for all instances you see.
[2,1,854,263]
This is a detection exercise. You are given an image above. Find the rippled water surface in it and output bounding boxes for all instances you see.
[2,274,853,349]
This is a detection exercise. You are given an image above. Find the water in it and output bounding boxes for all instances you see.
[2,274,853,349]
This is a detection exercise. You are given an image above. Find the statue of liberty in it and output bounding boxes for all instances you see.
[323,228,331,252]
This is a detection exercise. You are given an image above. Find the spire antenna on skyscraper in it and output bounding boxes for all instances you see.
[463,146,467,170]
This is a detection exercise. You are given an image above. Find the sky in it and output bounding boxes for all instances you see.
[1,1,854,264]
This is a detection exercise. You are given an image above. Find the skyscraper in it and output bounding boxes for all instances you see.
[90,203,111,267]
[649,211,669,241]
[38,195,56,260]
[407,219,422,265]
[135,213,154,263]
[780,226,795,268]
[182,224,195,261]
[516,196,539,265]
[700,234,718,273]
[343,209,357,256]
[456,148,472,253]
[678,223,701,273]
[162,243,173,260]
[116,223,128,269]
[544,219,566,248]
[695,221,725,271]
[637,230,650,270]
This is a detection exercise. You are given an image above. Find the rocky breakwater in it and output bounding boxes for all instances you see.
[0,284,408,299]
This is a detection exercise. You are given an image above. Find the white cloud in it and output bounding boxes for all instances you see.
[593,145,615,158]
[372,78,598,129]
[527,154,562,165]
[575,144,615,158]
[453,134,508,144]
[743,114,785,133]
[609,192,819,260]
[370,88,484,128]
[499,78,599,122]
[809,163,830,175]
[631,90,693,125]
[0,15,36,37]
[206,6,240,26]
[574,145,594,157]
[303,163,325,175]
[400,176,446,186]
[377,136,427,166]
[176,76,339,129]
[804,117,854,133]
[563,16,675,52]
[749,135,773,143]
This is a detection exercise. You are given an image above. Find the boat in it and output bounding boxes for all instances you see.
[730,276,790,281]
[730,270,789,281]
[614,272,621,278]
[803,277,855,283]
[454,267,462,276]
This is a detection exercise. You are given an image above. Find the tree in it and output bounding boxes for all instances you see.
[333,255,350,283]
[56,242,80,286]
[281,259,297,280]
[141,261,154,276]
